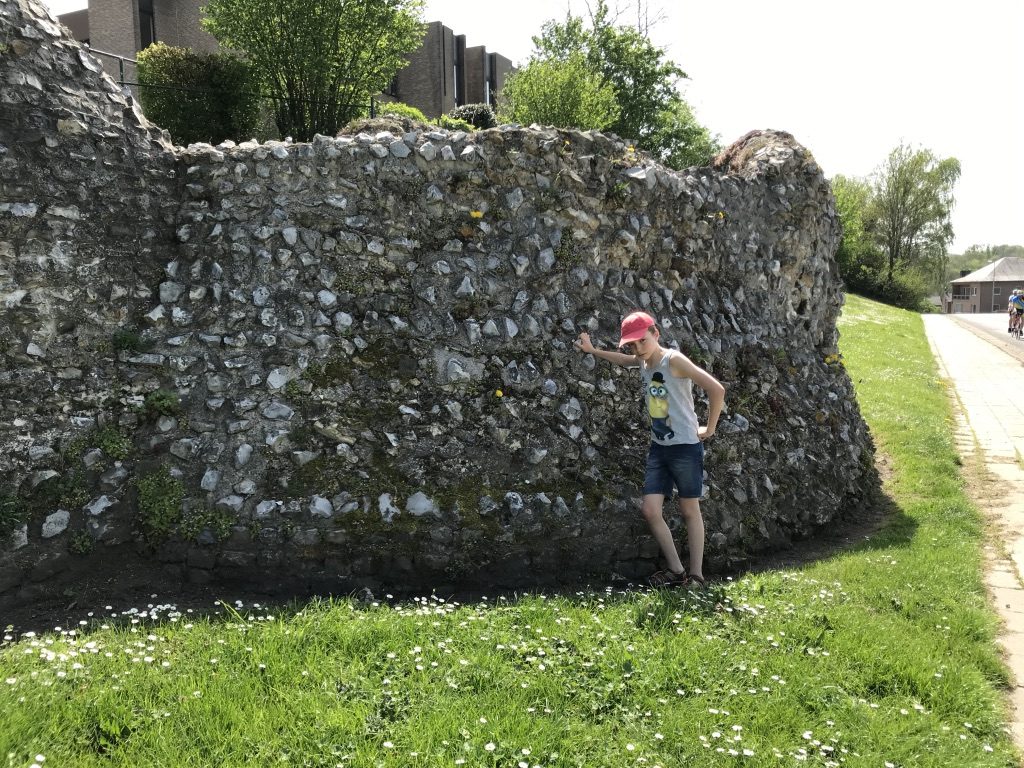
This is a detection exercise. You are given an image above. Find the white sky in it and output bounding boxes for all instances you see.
[44,0,1024,253]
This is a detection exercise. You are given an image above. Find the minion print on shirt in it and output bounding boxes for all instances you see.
[647,371,675,440]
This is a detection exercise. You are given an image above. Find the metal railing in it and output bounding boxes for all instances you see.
[81,45,377,126]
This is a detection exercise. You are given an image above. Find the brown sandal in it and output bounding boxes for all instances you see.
[649,568,687,587]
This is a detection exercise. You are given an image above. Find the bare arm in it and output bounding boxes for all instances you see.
[574,332,638,367]
[669,351,726,439]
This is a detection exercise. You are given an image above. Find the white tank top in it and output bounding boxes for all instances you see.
[640,350,700,445]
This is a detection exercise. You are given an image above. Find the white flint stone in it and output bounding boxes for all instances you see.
[456,276,475,296]
[235,443,253,468]
[201,469,221,491]
[86,495,116,516]
[254,500,279,519]
[42,510,70,538]
[378,493,401,522]
[560,397,583,421]
[252,286,271,306]
[406,492,439,518]
[216,495,245,513]
[333,311,353,331]
[310,495,334,518]
[262,402,294,420]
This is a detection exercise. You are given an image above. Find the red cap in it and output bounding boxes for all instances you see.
[618,311,656,347]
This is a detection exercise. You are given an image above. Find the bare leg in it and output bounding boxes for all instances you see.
[641,494,684,574]
[676,497,705,579]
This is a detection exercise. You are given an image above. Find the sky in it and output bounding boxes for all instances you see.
[43,0,1024,253]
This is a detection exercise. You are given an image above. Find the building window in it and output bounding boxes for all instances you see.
[971,286,977,295]
[994,286,1001,295]
[139,0,156,49]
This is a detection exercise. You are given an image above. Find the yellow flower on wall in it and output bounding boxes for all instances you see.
[469,210,484,219]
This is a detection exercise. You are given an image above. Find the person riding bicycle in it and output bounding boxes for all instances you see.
[1010,289,1024,335]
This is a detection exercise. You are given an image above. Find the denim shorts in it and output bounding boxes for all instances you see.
[643,441,704,499]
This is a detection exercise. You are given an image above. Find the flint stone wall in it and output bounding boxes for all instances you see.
[0,0,874,607]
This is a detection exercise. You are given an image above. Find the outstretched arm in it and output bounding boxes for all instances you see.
[574,332,638,367]
[669,352,726,440]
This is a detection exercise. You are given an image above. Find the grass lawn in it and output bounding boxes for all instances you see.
[0,294,1018,767]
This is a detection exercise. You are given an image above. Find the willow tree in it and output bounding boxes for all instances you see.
[203,0,425,141]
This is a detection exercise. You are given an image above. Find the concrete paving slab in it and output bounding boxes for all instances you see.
[924,313,1024,753]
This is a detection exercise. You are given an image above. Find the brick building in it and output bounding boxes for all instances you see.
[56,1,512,118]
[948,257,1024,313]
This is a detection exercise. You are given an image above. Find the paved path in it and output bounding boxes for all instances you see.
[923,313,1024,748]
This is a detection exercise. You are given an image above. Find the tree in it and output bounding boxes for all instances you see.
[871,144,961,285]
[831,174,884,282]
[497,53,620,131]
[529,0,718,167]
[202,0,425,141]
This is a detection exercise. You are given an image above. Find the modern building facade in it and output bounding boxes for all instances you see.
[57,0,218,83]
[55,1,513,118]
[948,257,1024,313]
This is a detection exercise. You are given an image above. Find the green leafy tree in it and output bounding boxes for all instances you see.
[202,0,425,141]
[871,144,961,285]
[497,52,620,131]
[529,0,718,167]
[832,174,884,283]
[136,43,260,145]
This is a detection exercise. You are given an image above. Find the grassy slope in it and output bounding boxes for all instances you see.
[0,294,1017,767]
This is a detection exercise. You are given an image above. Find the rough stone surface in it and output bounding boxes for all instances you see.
[0,0,873,603]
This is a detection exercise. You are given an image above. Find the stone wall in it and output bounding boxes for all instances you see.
[0,0,874,608]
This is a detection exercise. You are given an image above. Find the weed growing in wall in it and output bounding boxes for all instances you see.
[136,466,184,542]
[95,426,132,461]
[69,531,94,555]
[141,389,181,421]
[0,493,27,541]
[178,506,234,543]
[111,329,152,354]
[555,228,581,269]
[27,470,89,516]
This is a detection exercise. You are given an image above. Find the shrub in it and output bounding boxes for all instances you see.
[844,266,932,312]
[137,42,260,145]
[437,114,474,132]
[378,101,429,123]
[448,103,496,129]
